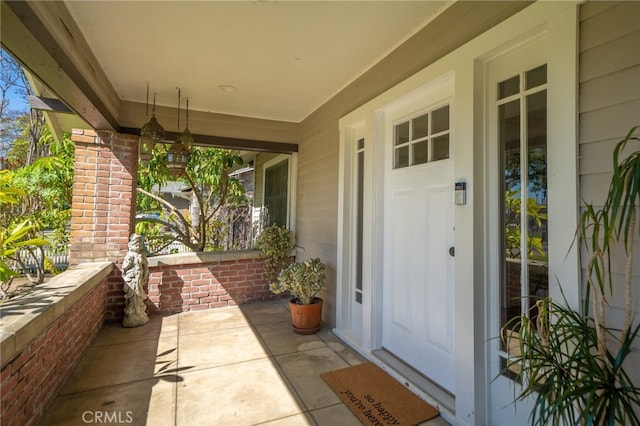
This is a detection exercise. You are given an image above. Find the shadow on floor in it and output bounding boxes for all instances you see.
[42,299,450,425]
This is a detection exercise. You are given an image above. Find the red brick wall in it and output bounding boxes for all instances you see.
[145,256,278,315]
[69,129,138,322]
[69,129,137,266]
[0,278,107,426]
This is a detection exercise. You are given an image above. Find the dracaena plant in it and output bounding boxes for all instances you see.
[503,126,640,425]
[270,257,326,305]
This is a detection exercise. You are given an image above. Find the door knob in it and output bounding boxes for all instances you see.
[449,247,455,257]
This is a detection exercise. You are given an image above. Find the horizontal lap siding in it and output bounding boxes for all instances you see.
[579,1,640,151]
[296,121,341,326]
[295,2,531,326]
[578,1,640,344]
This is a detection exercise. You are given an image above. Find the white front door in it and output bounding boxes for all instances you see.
[382,87,456,393]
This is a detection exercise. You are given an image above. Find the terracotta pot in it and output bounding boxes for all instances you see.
[289,297,323,335]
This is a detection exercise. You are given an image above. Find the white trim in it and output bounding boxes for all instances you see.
[262,154,297,231]
[289,153,298,234]
[336,124,365,344]
[482,6,579,425]
[336,2,579,424]
[484,35,549,426]
[350,129,365,336]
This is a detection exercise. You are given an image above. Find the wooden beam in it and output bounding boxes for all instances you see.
[27,95,73,113]
[1,1,119,131]
[121,128,298,154]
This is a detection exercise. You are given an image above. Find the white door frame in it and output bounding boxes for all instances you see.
[482,6,579,423]
[335,125,366,343]
[336,3,579,424]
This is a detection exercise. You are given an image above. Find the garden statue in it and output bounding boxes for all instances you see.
[122,233,149,327]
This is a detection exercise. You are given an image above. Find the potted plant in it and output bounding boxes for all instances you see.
[271,257,326,335]
[255,224,294,286]
[502,126,640,425]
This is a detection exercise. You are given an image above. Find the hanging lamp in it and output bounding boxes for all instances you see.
[139,84,165,164]
[177,98,194,152]
[166,88,190,178]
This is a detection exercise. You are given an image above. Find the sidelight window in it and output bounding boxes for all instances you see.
[498,64,548,377]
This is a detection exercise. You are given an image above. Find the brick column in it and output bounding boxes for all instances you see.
[69,129,138,320]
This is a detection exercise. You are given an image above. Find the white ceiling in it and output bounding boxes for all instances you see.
[65,1,450,123]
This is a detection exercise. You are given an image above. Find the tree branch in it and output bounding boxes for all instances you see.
[136,187,194,238]
[184,171,207,251]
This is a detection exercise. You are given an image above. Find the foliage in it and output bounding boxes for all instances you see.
[10,128,74,243]
[1,49,29,158]
[0,51,70,290]
[504,189,547,259]
[504,146,548,205]
[505,295,640,425]
[1,128,74,284]
[136,145,247,253]
[271,257,326,305]
[254,224,294,285]
[0,221,48,283]
[134,219,168,255]
[0,169,23,205]
[503,126,640,425]
[1,49,47,166]
[3,114,30,167]
[0,171,47,298]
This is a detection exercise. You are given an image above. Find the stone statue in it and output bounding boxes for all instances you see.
[122,233,149,327]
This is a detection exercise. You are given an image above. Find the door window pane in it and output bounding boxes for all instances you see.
[395,146,409,168]
[499,75,519,99]
[395,122,410,145]
[526,64,547,90]
[498,66,548,378]
[432,135,450,161]
[526,90,548,301]
[412,140,429,165]
[432,105,450,134]
[356,146,365,304]
[412,114,429,139]
[393,104,450,169]
[500,99,522,337]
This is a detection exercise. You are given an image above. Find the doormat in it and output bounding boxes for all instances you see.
[321,362,439,426]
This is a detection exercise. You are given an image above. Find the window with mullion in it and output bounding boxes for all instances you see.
[498,64,548,378]
[393,105,450,169]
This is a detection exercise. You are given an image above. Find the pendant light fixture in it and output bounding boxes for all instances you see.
[139,84,165,164]
[177,98,194,152]
[166,88,190,178]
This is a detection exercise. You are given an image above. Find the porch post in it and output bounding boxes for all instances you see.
[69,129,138,320]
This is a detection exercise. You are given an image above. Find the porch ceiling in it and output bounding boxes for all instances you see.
[1,1,450,149]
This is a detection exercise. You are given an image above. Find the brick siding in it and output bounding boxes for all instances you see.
[143,255,279,315]
[0,277,107,426]
[69,129,137,266]
[69,129,138,322]
[67,130,283,320]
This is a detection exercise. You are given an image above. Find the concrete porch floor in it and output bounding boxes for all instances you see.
[42,299,450,425]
